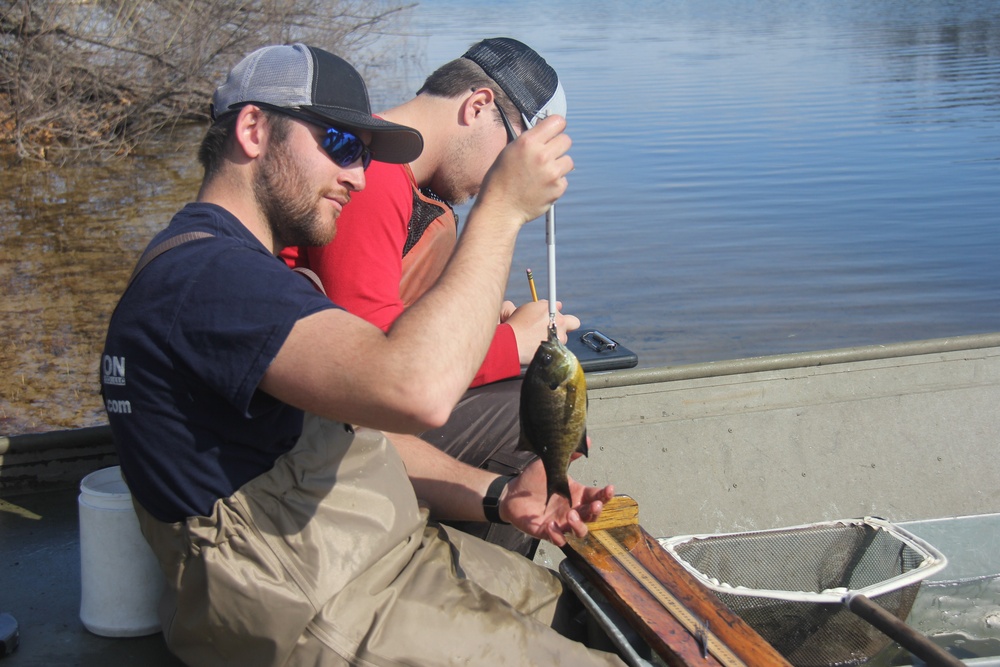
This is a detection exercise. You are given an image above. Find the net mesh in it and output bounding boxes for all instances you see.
[662,520,937,667]
[213,44,313,117]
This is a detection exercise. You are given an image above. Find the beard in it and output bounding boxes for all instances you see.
[252,137,336,249]
[429,131,483,206]
[432,176,471,207]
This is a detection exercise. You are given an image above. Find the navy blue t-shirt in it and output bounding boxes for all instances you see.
[101,203,338,522]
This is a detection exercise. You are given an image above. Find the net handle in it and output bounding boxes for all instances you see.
[845,592,964,667]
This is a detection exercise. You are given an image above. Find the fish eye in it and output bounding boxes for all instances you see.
[541,352,553,366]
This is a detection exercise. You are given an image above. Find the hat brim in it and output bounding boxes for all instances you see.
[304,105,423,164]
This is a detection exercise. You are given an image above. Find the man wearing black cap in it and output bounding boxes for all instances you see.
[101,43,623,666]
[282,38,576,559]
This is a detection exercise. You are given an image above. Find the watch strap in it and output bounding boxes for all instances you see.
[482,475,515,525]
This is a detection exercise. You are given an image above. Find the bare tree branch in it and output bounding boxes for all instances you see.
[0,0,414,163]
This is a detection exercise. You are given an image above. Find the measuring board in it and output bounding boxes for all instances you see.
[562,496,792,667]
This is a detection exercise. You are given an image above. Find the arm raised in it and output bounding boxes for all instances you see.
[261,116,573,432]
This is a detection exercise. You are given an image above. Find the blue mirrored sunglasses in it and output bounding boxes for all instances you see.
[319,126,372,170]
[255,104,373,170]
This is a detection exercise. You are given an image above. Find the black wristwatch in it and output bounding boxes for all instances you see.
[482,475,515,525]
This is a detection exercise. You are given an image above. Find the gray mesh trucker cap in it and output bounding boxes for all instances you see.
[462,38,566,129]
[212,43,422,164]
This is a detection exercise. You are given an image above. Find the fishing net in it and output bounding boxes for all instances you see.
[659,517,947,667]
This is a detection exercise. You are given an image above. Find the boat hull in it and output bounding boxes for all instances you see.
[539,332,1000,567]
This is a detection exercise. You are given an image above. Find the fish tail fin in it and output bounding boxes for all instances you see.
[548,477,572,502]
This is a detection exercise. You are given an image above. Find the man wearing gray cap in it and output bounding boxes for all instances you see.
[282,38,578,559]
[101,43,623,666]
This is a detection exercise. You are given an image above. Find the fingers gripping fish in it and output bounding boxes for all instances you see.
[518,325,588,500]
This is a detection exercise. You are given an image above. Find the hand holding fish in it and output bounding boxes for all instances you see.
[499,457,615,546]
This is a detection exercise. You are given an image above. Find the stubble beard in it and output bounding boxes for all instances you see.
[431,131,483,206]
[253,139,336,249]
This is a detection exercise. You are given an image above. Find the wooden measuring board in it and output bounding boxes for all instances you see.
[562,496,792,667]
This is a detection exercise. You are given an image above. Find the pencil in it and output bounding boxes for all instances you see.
[526,269,538,302]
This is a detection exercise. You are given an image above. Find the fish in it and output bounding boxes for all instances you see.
[518,324,588,500]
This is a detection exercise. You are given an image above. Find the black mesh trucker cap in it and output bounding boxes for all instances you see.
[462,38,566,129]
[211,43,423,164]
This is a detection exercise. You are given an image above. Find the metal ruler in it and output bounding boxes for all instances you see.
[592,530,748,667]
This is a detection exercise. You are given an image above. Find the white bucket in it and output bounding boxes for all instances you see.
[78,466,165,637]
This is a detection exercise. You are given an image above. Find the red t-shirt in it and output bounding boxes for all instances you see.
[280,160,520,387]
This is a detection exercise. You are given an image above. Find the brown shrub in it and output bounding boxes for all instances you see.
[0,0,411,163]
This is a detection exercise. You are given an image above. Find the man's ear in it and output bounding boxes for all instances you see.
[233,105,266,160]
[461,87,496,126]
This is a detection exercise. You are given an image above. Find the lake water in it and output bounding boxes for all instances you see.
[396,0,1000,368]
[3,0,1000,432]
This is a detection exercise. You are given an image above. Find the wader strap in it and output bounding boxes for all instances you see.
[127,231,214,287]
[291,267,327,295]
[127,232,326,296]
